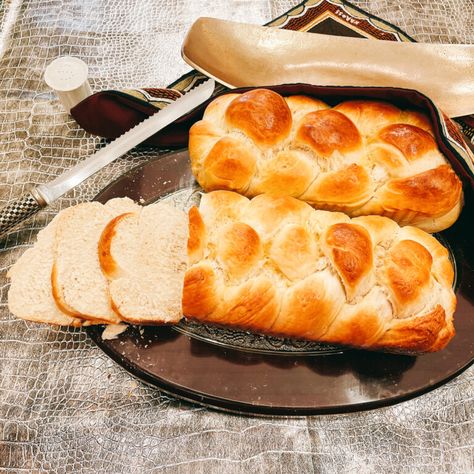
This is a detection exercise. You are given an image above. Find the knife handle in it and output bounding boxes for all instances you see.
[0,190,47,238]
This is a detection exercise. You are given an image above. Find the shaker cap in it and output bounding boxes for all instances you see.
[44,56,92,113]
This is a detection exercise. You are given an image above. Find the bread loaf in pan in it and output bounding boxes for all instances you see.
[189,89,463,232]
[183,191,456,353]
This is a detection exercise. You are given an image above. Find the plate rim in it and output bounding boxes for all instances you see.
[86,148,474,416]
[86,323,474,417]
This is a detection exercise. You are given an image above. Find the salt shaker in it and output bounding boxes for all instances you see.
[44,56,92,113]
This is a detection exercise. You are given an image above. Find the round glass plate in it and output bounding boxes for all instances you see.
[87,149,474,415]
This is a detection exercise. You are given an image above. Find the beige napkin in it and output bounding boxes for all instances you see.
[182,18,474,117]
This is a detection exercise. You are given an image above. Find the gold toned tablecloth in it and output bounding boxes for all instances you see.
[0,1,473,472]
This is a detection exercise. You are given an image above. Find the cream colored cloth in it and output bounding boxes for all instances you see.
[183,18,474,117]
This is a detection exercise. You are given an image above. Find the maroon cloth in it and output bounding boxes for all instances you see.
[71,84,473,186]
[70,90,192,148]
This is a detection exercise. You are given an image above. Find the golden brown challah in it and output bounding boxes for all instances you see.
[189,89,463,232]
[182,191,456,353]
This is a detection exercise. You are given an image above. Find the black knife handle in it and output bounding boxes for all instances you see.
[0,191,46,238]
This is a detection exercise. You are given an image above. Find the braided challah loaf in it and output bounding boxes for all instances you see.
[183,191,456,353]
[189,89,463,233]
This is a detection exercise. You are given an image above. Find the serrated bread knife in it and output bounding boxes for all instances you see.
[0,78,215,238]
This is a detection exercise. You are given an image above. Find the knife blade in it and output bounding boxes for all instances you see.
[0,78,215,238]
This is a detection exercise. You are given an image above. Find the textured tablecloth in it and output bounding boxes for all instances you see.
[0,1,473,472]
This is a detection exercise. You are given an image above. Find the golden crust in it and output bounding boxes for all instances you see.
[218,277,279,332]
[304,163,372,207]
[324,223,373,300]
[321,289,391,348]
[334,100,401,136]
[350,215,399,245]
[187,207,206,265]
[269,224,319,281]
[399,225,454,288]
[199,190,249,228]
[285,95,329,112]
[378,124,436,161]
[399,110,433,133]
[271,271,344,340]
[249,150,316,197]
[182,263,219,320]
[203,93,240,120]
[188,120,220,160]
[225,89,292,146]
[201,137,256,191]
[217,222,263,280]
[98,212,134,279]
[295,109,362,157]
[183,192,457,354]
[243,193,312,238]
[285,95,330,124]
[379,164,462,217]
[325,308,386,348]
[375,305,452,353]
[189,90,463,232]
[385,240,433,309]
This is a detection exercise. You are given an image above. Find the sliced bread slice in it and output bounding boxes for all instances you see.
[7,215,83,326]
[52,197,140,323]
[98,202,188,324]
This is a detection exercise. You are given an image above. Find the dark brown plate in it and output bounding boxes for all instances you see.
[87,149,474,416]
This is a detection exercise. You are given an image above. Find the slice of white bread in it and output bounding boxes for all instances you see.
[98,202,188,324]
[52,198,140,324]
[7,215,83,326]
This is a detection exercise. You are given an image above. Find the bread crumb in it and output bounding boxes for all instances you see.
[101,323,128,340]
